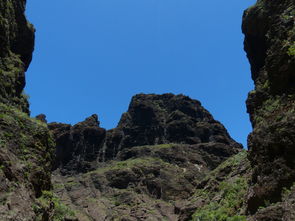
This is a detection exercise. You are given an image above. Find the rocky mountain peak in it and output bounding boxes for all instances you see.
[1,0,294,220]
[102,93,242,160]
[48,93,242,178]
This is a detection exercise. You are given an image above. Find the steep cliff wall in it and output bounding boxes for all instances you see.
[242,0,295,215]
[0,0,34,113]
[3,0,295,220]
[0,1,74,220]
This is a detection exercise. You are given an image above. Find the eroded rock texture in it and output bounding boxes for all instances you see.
[242,0,295,216]
[49,114,106,174]
[0,1,74,220]
[50,94,244,220]
[0,0,34,113]
[103,93,242,160]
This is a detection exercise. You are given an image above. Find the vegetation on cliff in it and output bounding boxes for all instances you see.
[0,0,294,220]
[243,0,295,217]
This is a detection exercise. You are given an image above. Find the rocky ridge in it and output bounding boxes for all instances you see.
[49,93,243,220]
[0,0,294,220]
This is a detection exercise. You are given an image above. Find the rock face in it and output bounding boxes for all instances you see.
[3,0,295,219]
[50,93,244,220]
[50,93,242,173]
[49,114,106,174]
[242,0,295,215]
[0,1,75,220]
[52,148,251,221]
[103,93,242,160]
[0,104,55,220]
[0,0,35,113]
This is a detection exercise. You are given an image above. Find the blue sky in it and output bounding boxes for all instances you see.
[25,0,256,147]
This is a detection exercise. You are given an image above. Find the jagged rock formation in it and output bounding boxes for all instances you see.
[103,94,242,160]
[49,93,243,220]
[242,0,295,218]
[1,0,294,220]
[49,114,106,174]
[50,94,242,172]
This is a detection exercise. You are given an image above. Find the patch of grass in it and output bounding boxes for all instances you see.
[192,178,248,221]
[205,151,248,181]
[90,157,169,175]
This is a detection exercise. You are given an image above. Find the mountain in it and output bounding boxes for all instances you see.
[0,0,294,220]
[49,93,242,220]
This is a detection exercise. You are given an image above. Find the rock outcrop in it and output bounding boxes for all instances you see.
[103,93,242,160]
[242,0,295,217]
[0,0,35,113]
[0,104,55,220]
[50,93,244,220]
[2,0,294,220]
[50,93,242,172]
[0,1,74,220]
[49,114,106,174]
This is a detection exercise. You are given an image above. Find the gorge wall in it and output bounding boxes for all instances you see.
[242,0,295,218]
[0,0,294,220]
[0,1,58,220]
[0,0,34,113]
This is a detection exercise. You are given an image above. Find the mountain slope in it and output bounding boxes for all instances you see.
[50,93,243,220]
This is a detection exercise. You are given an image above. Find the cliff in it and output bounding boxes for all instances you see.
[0,1,74,220]
[49,93,243,220]
[0,0,294,220]
[0,0,34,113]
[242,0,295,218]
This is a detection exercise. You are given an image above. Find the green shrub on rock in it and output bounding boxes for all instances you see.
[34,190,76,221]
[192,178,248,221]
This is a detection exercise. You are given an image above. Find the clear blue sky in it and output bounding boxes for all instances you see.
[25,0,256,147]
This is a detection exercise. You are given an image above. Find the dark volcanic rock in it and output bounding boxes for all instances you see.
[52,148,250,221]
[0,104,55,220]
[0,0,68,220]
[242,0,295,215]
[50,94,242,175]
[50,94,244,220]
[103,93,242,160]
[49,114,106,174]
[0,0,35,113]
